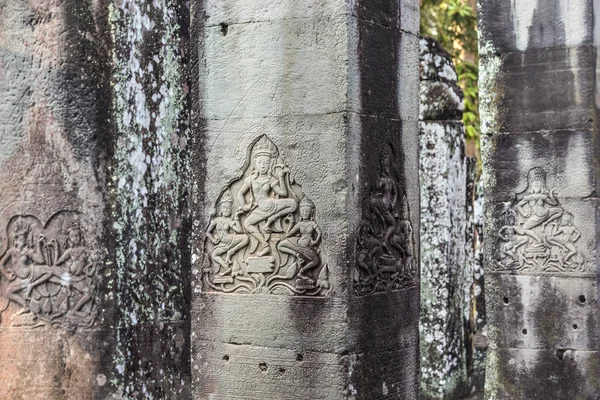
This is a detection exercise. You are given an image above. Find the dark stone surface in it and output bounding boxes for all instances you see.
[483,45,595,134]
[479,1,600,398]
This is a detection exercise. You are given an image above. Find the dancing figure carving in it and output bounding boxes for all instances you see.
[495,167,588,273]
[203,135,330,296]
[354,144,417,296]
[0,213,99,330]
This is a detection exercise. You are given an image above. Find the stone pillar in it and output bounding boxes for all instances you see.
[191,1,421,399]
[111,1,191,397]
[466,158,487,397]
[479,0,600,397]
[418,37,469,399]
[0,0,113,398]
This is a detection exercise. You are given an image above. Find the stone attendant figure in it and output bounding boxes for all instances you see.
[278,196,321,281]
[206,192,249,276]
[548,212,581,264]
[497,208,529,262]
[356,220,383,282]
[0,219,55,308]
[53,225,95,312]
[516,167,563,241]
[237,136,298,256]
[369,145,398,252]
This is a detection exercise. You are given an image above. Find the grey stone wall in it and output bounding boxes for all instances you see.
[0,0,422,398]
[479,0,600,397]
[419,37,468,400]
[191,1,421,399]
[0,1,192,398]
[466,158,486,397]
[419,37,486,400]
[111,1,191,398]
[0,0,113,398]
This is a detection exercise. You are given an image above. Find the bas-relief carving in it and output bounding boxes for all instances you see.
[203,135,330,296]
[494,167,590,274]
[354,144,417,296]
[0,213,99,330]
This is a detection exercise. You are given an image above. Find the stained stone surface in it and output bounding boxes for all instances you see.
[111,1,191,398]
[479,0,600,397]
[0,0,113,398]
[191,0,421,398]
[466,158,486,397]
[0,0,192,398]
[419,37,468,400]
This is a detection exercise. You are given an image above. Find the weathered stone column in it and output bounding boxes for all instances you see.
[111,1,191,397]
[419,38,469,400]
[419,38,488,400]
[191,1,421,399]
[479,0,600,397]
[0,1,113,398]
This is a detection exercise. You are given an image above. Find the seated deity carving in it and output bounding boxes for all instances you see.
[203,135,329,296]
[236,136,298,257]
[495,167,588,273]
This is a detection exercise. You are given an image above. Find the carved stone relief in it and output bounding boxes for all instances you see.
[203,135,330,296]
[494,167,590,273]
[354,144,417,296]
[0,212,99,330]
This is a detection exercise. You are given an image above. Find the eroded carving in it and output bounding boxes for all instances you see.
[495,167,589,273]
[0,213,99,330]
[203,135,330,295]
[354,144,417,296]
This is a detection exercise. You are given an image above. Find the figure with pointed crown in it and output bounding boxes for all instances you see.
[516,167,563,241]
[369,144,398,253]
[51,224,96,313]
[237,136,298,256]
[206,191,249,276]
[277,196,322,282]
[0,218,56,310]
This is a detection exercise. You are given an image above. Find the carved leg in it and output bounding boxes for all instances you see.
[298,252,319,280]
[6,285,28,309]
[226,236,249,263]
[73,292,93,312]
[278,240,301,259]
[25,271,53,298]
[564,244,577,263]
[212,247,229,274]
[264,200,298,232]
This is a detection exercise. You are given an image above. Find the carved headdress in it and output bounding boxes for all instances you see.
[528,167,546,184]
[399,193,410,220]
[380,143,393,174]
[252,135,278,159]
[516,167,550,200]
[12,218,30,237]
[300,196,315,209]
[220,191,234,205]
[527,167,547,192]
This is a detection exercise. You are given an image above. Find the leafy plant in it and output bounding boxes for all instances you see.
[421,0,480,151]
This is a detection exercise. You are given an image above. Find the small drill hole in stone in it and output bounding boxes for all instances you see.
[222,355,229,361]
[278,367,286,374]
[522,328,527,335]
[579,295,587,303]
[296,354,303,362]
[259,362,268,372]
[503,296,509,305]
[220,23,228,36]
[573,324,578,330]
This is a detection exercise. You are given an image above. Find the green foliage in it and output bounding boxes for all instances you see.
[421,0,480,147]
